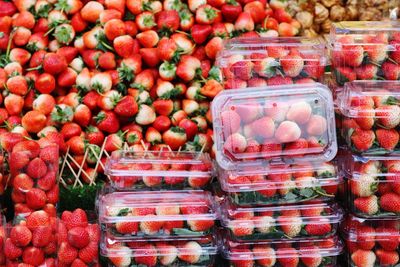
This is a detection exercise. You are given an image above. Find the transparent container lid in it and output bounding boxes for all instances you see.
[218,161,341,192]
[339,81,400,119]
[221,234,344,261]
[98,191,218,223]
[105,150,213,177]
[212,83,337,170]
[220,200,343,230]
[341,215,400,242]
[329,21,400,50]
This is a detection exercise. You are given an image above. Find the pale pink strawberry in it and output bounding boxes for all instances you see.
[286,101,312,124]
[275,121,301,143]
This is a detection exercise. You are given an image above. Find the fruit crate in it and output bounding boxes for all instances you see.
[339,81,400,155]
[220,232,344,267]
[341,215,400,267]
[220,200,343,242]
[105,150,214,190]
[343,154,400,218]
[218,161,342,206]
[216,37,327,89]
[212,83,337,170]
[9,140,59,216]
[329,21,400,87]
[98,191,218,239]
[101,233,217,267]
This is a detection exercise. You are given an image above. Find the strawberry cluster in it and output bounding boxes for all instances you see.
[342,216,400,267]
[226,237,342,267]
[225,202,341,241]
[4,211,57,266]
[58,209,100,266]
[342,93,400,154]
[9,139,59,216]
[218,44,325,89]
[107,151,213,190]
[105,235,215,267]
[347,158,400,217]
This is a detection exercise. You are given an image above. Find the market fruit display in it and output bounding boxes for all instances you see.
[98,191,217,238]
[106,150,213,190]
[102,234,217,267]
[341,215,400,267]
[58,209,100,266]
[343,155,400,218]
[216,37,326,89]
[222,234,344,267]
[339,81,400,155]
[212,83,337,169]
[221,201,343,241]
[218,161,341,206]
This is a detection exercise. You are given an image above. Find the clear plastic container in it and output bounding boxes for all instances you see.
[339,81,400,155]
[216,37,327,89]
[98,191,218,239]
[221,233,344,267]
[341,215,400,267]
[329,21,400,86]
[212,83,337,170]
[218,161,342,206]
[101,234,217,267]
[220,200,343,241]
[343,154,400,218]
[105,150,214,190]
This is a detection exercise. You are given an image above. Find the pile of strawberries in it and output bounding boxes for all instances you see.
[58,209,100,266]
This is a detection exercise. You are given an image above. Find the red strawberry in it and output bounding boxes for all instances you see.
[376,227,399,251]
[224,133,247,153]
[58,242,78,264]
[31,226,52,248]
[22,246,45,266]
[355,64,379,80]
[26,157,47,179]
[230,61,253,81]
[134,244,157,266]
[351,129,375,152]
[5,238,23,260]
[276,247,299,267]
[304,223,332,236]
[37,171,57,191]
[64,209,88,230]
[187,220,214,232]
[26,188,47,209]
[178,241,202,264]
[380,192,400,213]
[115,221,138,235]
[376,129,399,151]
[78,241,98,264]
[334,66,356,86]
[43,52,68,75]
[191,24,212,45]
[139,217,164,235]
[114,96,138,117]
[95,111,120,134]
[26,210,50,230]
[382,61,400,80]
[10,225,32,247]
[351,249,376,267]
[68,227,90,249]
[280,53,304,77]
[162,127,187,150]
[342,45,364,67]
[354,195,379,215]
[86,224,100,243]
[376,249,399,266]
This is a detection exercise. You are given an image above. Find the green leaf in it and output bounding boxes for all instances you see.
[283,191,298,200]
[172,228,208,236]
[117,208,130,216]
[299,188,315,198]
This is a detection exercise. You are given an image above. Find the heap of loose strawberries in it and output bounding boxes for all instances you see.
[225,201,341,241]
[226,236,341,267]
[9,139,59,216]
[223,161,340,206]
[342,215,400,267]
[218,43,325,89]
[4,210,57,266]
[0,0,301,186]
[105,234,216,267]
[346,158,400,217]
[58,208,100,266]
[332,32,400,86]
[107,150,213,190]
[341,92,400,154]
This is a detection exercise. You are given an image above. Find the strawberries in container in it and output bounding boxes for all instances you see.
[105,150,213,190]
[9,140,59,216]
[341,215,400,267]
[329,21,400,88]
[221,200,343,241]
[221,233,344,267]
[57,209,100,266]
[212,83,337,170]
[4,211,57,266]
[343,155,400,218]
[339,81,400,155]
[216,37,327,89]
[98,191,218,239]
[218,161,342,206]
[101,234,217,267]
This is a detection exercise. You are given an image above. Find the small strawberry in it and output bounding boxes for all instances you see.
[4,238,23,260]
[304,223,332,237]
[78,241,98,264]
[157,243,178,266]
[68,227,90,249]
[133,243,157,266]
[26,210,50,230]
[280,53,304,77]
[355,64,379,80]
[380,192,400,213]
[178,241,202,264]
[58,241,78,264]
[376,249,399,266]
[10,225,32,247]
[376,128,399,151]
[224,133,247,154]
[26,157,47,179]
[276,247,299,267]
[25,188,47,209]
[22,246,45,266]
[139,216,164,235]
[162,127,187,150]
[350,174,378,197]
[354,195,379,215]
[108,244,131,267]
[343,45,364,67]
[376,226,399,251]
[230,61,253,81]
[351,129,375,152]
[375,105,400,129]
[278,216,302,238]
[334,66,356,86]
[95,111,120,134]
[115,221,138,235]
[351,249,376,267]
[187,220,214,232]
[31,226,52,248]
[230,221,254,237]
[382,61,400,80]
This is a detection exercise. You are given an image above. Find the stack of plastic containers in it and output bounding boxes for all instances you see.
[99,150,218,266]
[337,81,400,266]
[214,37,344,266]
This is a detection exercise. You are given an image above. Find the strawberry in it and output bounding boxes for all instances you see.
[376,249,399,266]
[25,188,47,209]
[351,249,376,267]
[334,66,356,86]
[275,121,301,143]
[108,244,131,267]
[157,10,180,33]
[22,246,45,266]
[351,129,375,152]
[252,245,276,267]
[376,129,399,151]
[178,241,202,264]
[162,127,187,150]
[230,61,253,80]
[247,116,275,139]
[115,221,138,235]
[376,227,399,251]
[139,216,164,235]
[26,210,50,230]
[68,227,90,249]
[196,4,221,25]
[278,216,302,238]
[280,53,304,77]
[157,243,178,266]
[10,225,32,247]
[276,247,299,267]
[380,192,400,213]
[133,244,157,266]
[375,105,400,129]
[304,223,332,236]
[5,238,23,260]
[382,61,400,80]
[21,111,47,134]
[355,64,379,80]
[350,174,378,197]
[187,220,214,232]
[221,3,242,22]
[43,52,68,75]
[191,24,212,45]
[235,12,254,32]
[78,241,98,263]
[354,195,379,215]
[224,133,247,153]
[58,241,78,264]
[95,111,120,134]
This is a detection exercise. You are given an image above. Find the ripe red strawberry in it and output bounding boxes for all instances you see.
[26,210,50,230]
[78,241,98,264]
[276,247,299,267]
[187,220,214,232]
[351,129,375,152]
[22,246,45,266]
[342,45,364,67]
[58,241,78,264]
[64,209,88,230]
[95,111,120,134]
[139,217,164,235]
[334,66,356,86]
[25,188,47,209]
[191,24,212,45]
[157,10,180,32]
[355,64,378,80]
[380,192,400,213]
[68,227,90,249]
[351,249,376,267]
[221,3,242,22]
[376,249,399,266]
[382,61,400,80]
[116,221,138,235]
[304,223,332,236]
[114,95,138,117]
[133,243,157,266]
[86,224,100,243]
[230,61,253,81]
[31,226,52,248]
[376,227,399,251]
[163,220,184,234]
[162,127,187,150]
[376,129,399,151]
[43,52,68,75]
[10,225,32,247]
[5,238,23,260]
[354,195,379,215]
